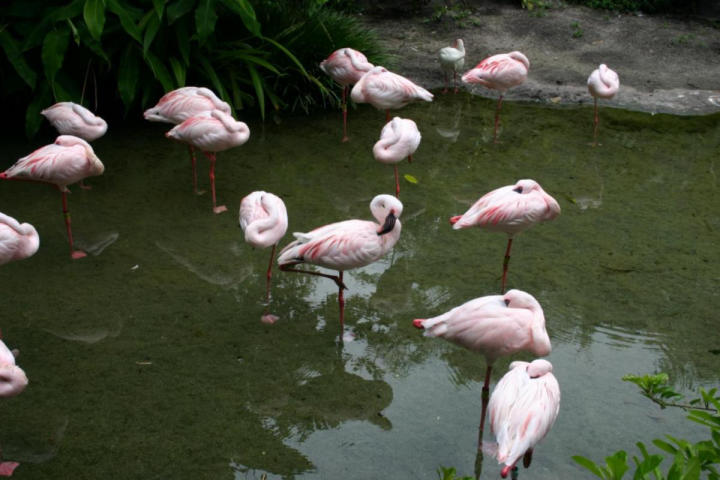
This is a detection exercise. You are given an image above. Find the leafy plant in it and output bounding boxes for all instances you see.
[572,373,720,479]
[437,466,475,480]
[571,21,584,38]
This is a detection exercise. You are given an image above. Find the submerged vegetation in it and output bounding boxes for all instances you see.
[0,0,387,137]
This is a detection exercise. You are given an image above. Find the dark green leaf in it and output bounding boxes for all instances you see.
[167,0,196,24]
[572,455,607,478]
[143,13,161,56]
[168,57,186,86]
[605,450,629,479]
[118,44,140,108]
[198,56,230,107]
[106,0,142,43]
[174,18,190,65]
[23,0,84,49]
[144,51,174,91]
[653,439,679,455]
[152,0,165,19]
[25,83,52,137]
[66,19,81,45]
[247,63,265,119]
[195,0,218,43]
[0,30,37,88]
[42,28,71,89]
[76,23,110,64]
[220,0,260,36]
[83,0,107,41]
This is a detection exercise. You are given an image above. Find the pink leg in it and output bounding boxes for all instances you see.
[478,364,492,446]
[61,190,86,259]
[501,237,513,293]
[443,72,448,94]
[338,271,345,331]
[407,154,413,164]
[501,464,519,479]
[189,145,204,195]
[204,152,227,214]
[341,86,349,143]
[394,165,400,198]
[265,244,276,303]
[385,110,390,123]
[280,264,348,332]
[592,98,599,147]
[493,95,504,144]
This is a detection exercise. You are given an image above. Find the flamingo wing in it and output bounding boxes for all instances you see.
[3,143,90,187]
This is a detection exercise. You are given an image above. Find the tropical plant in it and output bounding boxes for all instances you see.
[572,373,720,480]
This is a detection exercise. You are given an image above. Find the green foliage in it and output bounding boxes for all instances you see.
[571,21,584,38]
[437,466,475,480]
[573,373,720,479]
[0,0,386,136]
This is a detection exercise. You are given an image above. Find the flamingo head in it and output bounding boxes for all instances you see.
[513,179,561,219]
[526,359,553,378]
[371,194,403,235]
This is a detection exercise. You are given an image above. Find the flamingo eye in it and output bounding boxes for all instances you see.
[513,186,523,193]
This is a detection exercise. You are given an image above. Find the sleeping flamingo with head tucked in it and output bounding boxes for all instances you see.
[587,64,620,146]
[372,117,421,197]
[351,66,433,123]
[0,337,28,398]
[450,179,560,293]
[240,191,288,306]
[462,51,529,143]
[0,212,39,266]
[488,359,560,478]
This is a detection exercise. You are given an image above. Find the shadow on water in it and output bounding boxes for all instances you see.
[0,91,719,478]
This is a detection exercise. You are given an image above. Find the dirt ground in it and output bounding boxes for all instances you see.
[362,1,720,115]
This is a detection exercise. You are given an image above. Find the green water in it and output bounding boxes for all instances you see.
[0,92,719,479]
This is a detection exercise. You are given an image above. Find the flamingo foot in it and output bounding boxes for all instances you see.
[449,215,461,225]
[261,314,279,325]
[213,205,228,214]
[341,136,349,143]
[79,182,92,190]
[194,189,206,196]
[0,461,20,477]
[71,250,87,260]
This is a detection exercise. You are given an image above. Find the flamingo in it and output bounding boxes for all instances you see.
[239,191,289,308]
[166,110,250,214]
[488,359,560,478]
[439,39,465,94]
[0,135,105,259]
[372,117,421,197]
[320,48,374,142]
[0,337,27,398]
[461,51,529,143]
[144,87,232,194]
[413,289,551,442]
[351,66,433,123]
[278,194,403,336]
[450,179,560,293]
[587,64,620,146]
[0,212,39,266]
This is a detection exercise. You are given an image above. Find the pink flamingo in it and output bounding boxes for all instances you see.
[144,87,232,194]
[351,66,433,123]
[439,39,465,94]
[488,359,560,478]
[278,194,403,336]
[413,289,551,442]
[461,51,529,143]
[320,48,374,142]
[166,110,250,214]
[0,212,39,266]
[372,117,421,197]
[587,64,620,146]
[0,338,27,398]
[239,191,289,307]
[450,179,560,293]
[0,136,105,259]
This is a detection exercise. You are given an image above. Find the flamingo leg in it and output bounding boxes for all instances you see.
[338,271,345,330]
[394,165,400,198]
[501,237,514,293]
[204,152,227,214]
[443,72,449,94]
[453,71,459,94]
[385,110,390,123]
[478,364,492,444]
[522,449,533,468]
[279,264,348,290]
[265,244,277,303]
[592,97,599,147]
[61,190,87,259]
[407,153,413,164]
[341,86,349,143]
[188,145,204,195]
[493,94,505,144]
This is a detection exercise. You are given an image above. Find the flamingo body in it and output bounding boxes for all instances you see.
[587,64,620,100]
[373,117,421,165]
[450,179,560,236]
[240,191,288,249]
[461,51,529,92]
[320,48,374,87]
[0,339,28,398]
[0,212,39,266]
[439,39,466,74]
[144,86,231,124]
[166,110,250,153]
[41,102,107,141]
[413,289,551,364]
[1,135,104,191]
[488,359,560,477]
[351,66,433,111]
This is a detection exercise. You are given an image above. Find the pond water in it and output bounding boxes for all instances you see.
[0,92,719,479]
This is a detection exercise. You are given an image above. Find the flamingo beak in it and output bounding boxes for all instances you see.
[377,211,397,235]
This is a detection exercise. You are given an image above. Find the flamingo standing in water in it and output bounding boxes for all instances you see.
[351,66,433,123]
[239,191,289,311]
[0,212,39,266]
[320,48,374,142]
[413,289,551,442]
[372,117,421,197]
[278,194,403,337]
[166,110,250,214]
[144,87,232,194]
[488,359,560,478]
[587,64,620,146]
[461,51,529,143]
[0,136,105,259]
[439,39,465,94]
[41,102,107,190]
[450,179,560,293]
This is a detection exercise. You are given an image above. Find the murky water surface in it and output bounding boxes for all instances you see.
[1,93,719,479]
